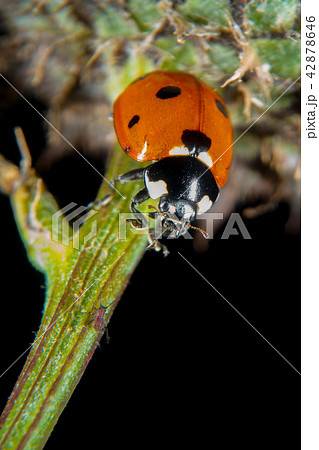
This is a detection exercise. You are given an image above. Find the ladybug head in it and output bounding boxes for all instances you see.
[158,195,197,237]
[159,195,197,221]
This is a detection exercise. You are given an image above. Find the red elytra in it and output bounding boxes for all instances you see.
[113,70,233,187]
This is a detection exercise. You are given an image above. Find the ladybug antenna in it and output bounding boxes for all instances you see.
[147,204,168,220]
[147,204,161,214]
[188,223,209,239]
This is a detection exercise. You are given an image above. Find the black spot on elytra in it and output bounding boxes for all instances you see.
[156,86,181,99]
[181,130,211,155]
[128,115,140,128]
[125,146,130,153]
[215,99,229,118]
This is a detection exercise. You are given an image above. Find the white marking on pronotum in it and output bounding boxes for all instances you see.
[145,177,168,199]
[169,146,189,156]
[183,203,195,220]
[198,152,213,167]
[197,195,213,215]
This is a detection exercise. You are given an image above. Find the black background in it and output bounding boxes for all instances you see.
[0,92,300,448]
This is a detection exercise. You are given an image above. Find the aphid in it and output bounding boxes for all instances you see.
[89,297,116,342]
[93,304,107,332]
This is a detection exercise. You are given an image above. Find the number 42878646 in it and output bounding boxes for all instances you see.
[306,16,316,80]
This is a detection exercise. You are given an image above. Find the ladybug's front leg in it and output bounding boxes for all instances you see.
[112,167,145,185]
[146,228,169,256]
[128,187,150,229]
[88,167,145,210]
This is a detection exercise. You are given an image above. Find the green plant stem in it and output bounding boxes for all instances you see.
[0,149,148,448]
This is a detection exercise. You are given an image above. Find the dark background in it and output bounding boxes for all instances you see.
[0,91,300,448]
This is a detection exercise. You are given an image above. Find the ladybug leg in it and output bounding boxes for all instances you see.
[88,168,145,209]
[87,195,112,210]
[111,167,145,185]
[128,187,150,229]
[146,228,169,256]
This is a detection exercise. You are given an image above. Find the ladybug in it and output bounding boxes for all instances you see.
[110,70,233,250]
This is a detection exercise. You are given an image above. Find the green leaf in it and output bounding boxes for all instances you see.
[251,39,301,79]
[178,0,231,26]
[127,0,162,31]
[207,44,240,76]
[246,0,300,35]
[93,5,138,38]
[157,36,200,70]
